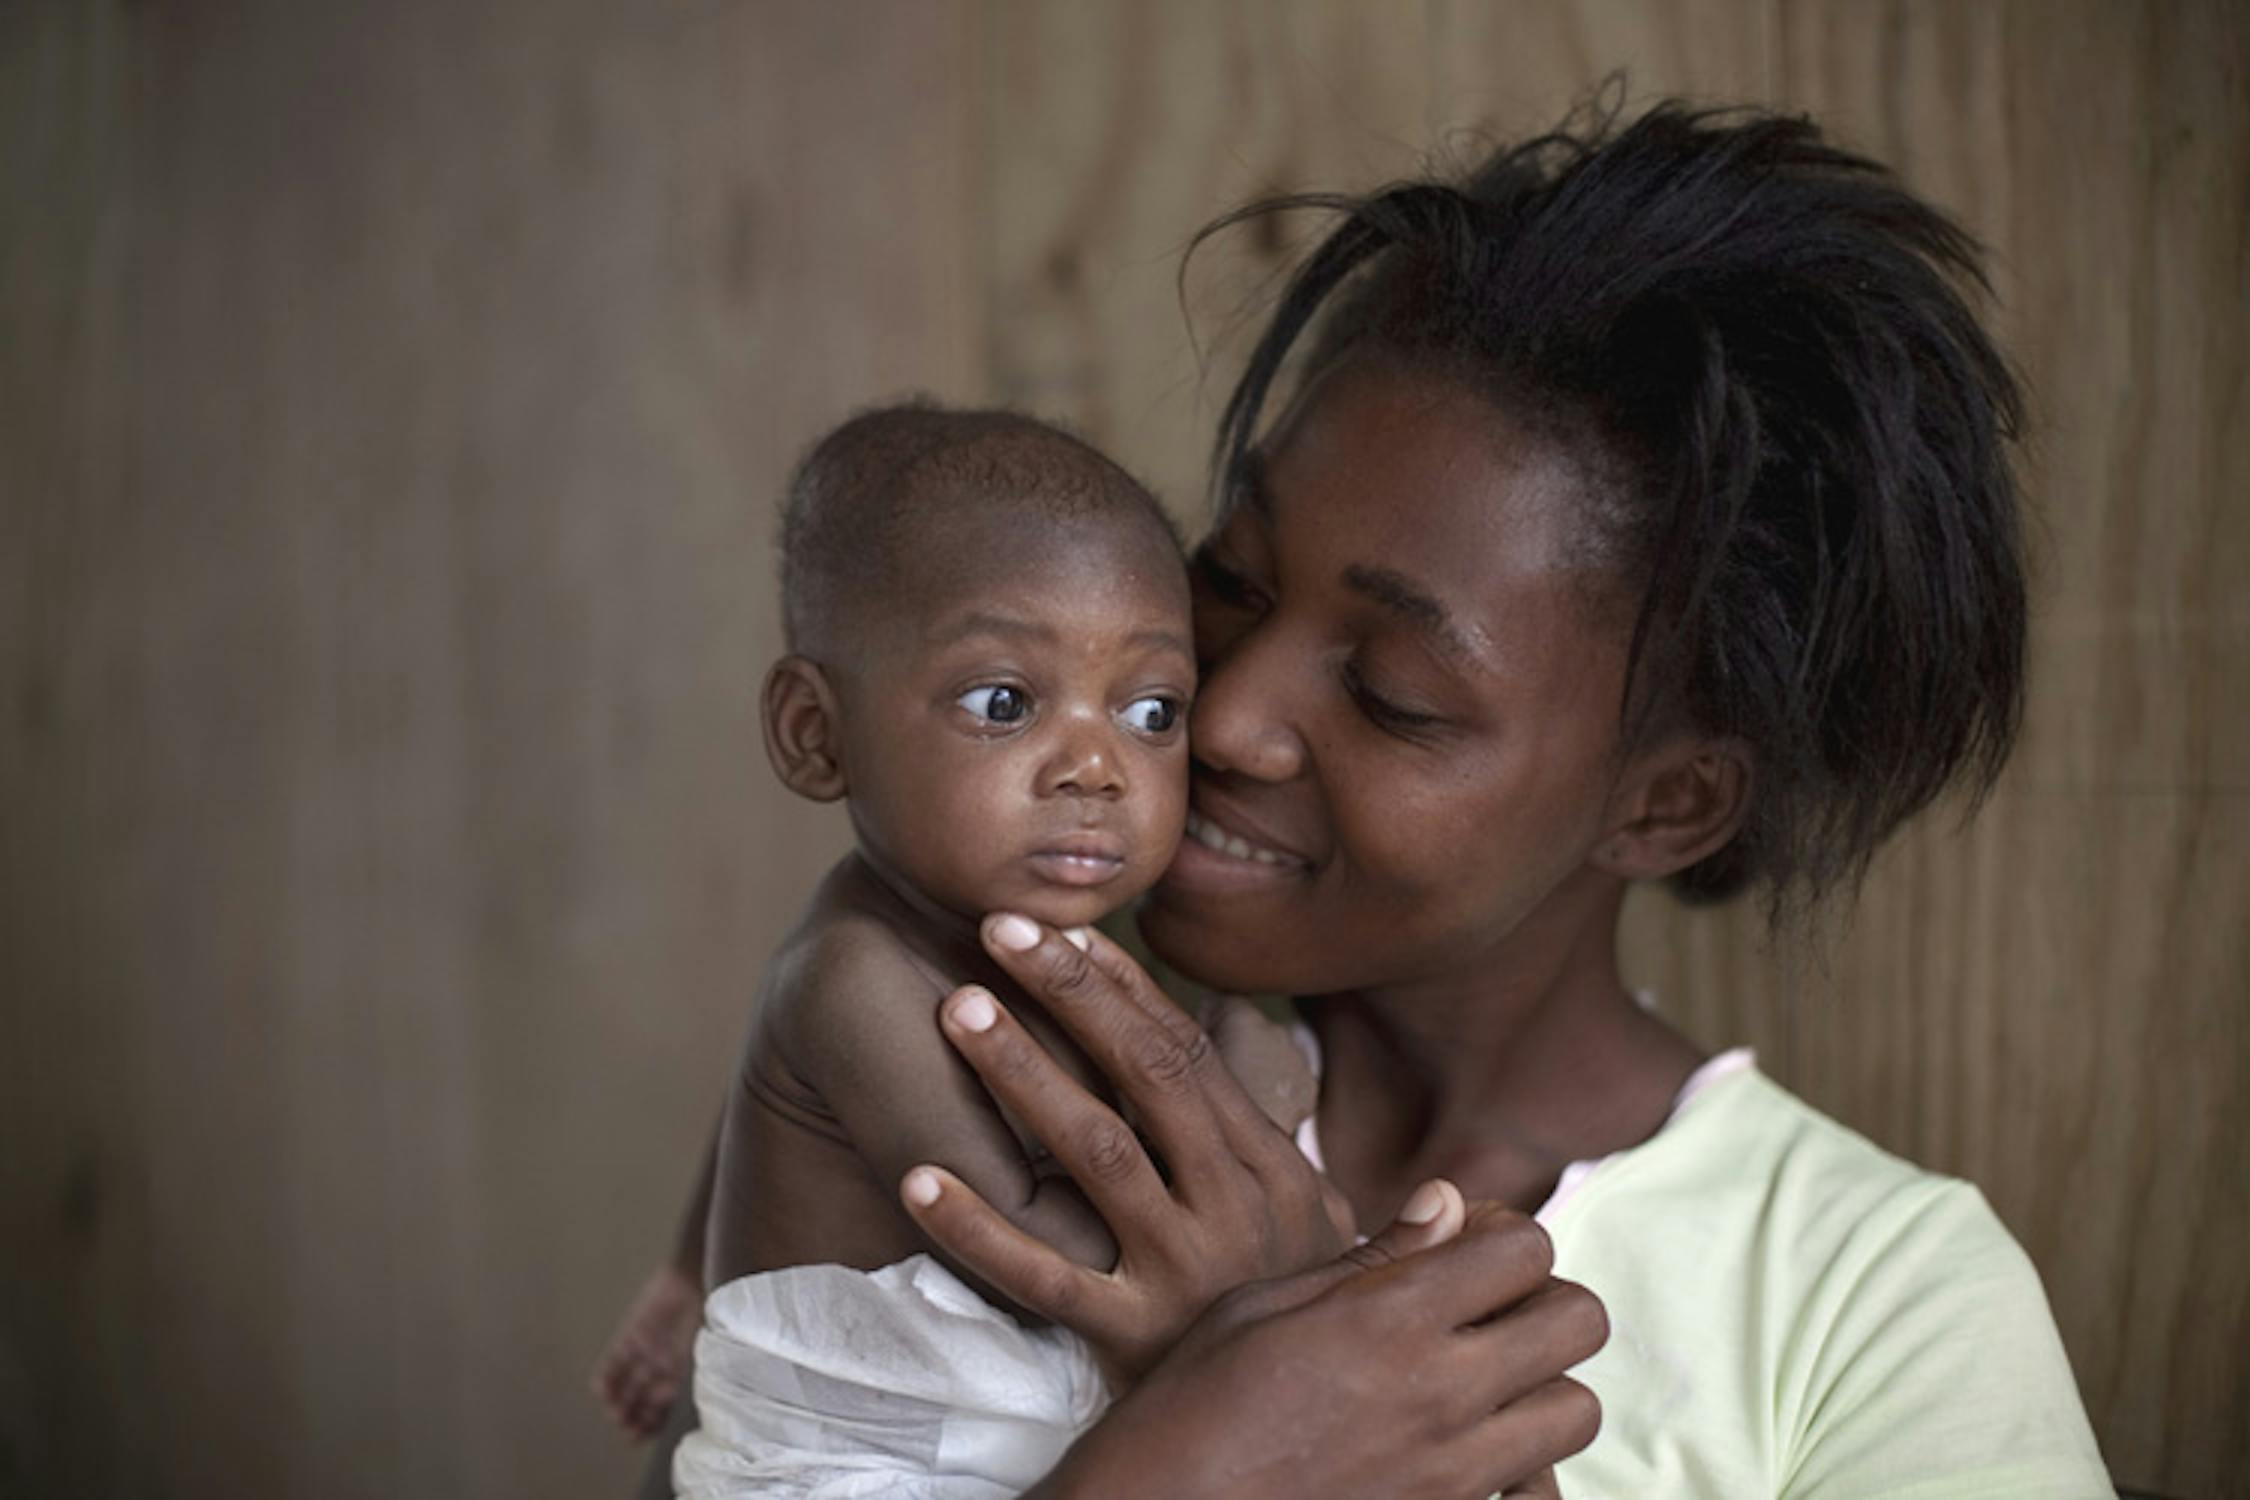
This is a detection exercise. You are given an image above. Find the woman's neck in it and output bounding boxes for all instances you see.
[1304,874,1706,1224]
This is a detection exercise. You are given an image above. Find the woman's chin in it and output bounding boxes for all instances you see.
[1139,877,1298,997]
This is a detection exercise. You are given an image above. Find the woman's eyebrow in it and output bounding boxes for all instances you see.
[1342,564,1482,667]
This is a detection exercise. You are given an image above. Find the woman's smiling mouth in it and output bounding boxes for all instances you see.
[1182,808,1307,869]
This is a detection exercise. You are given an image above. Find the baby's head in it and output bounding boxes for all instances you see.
[765,402,1193,929]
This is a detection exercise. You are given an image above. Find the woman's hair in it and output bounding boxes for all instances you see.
[1204,99,2027,916]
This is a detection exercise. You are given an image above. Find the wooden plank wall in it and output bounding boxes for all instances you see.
[2,2,2239,1496]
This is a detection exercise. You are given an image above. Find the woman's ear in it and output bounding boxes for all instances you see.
[1594,735,1753,881]
[762,656,848,802]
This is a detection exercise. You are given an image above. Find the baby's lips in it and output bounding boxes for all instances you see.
[1026,844,1130,887]
[1036,829,1129,862]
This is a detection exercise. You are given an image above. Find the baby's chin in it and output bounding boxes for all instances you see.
[1134,887,1267,995]
[893,839,1181,938]
[991,880,1142,934]
[958,859,1171,935]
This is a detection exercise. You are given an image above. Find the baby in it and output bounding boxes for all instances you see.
[669,403,1313,1497]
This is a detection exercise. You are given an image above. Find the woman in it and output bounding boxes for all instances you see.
[895,103,2109,1497]
[633,101,2112,1497]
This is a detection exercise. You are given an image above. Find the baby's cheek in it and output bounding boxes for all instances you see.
[1148,746,1193,833]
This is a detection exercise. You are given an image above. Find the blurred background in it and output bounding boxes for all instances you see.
[2,2,2243,1496]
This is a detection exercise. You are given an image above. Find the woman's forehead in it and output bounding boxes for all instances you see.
[1249,363,1608,626]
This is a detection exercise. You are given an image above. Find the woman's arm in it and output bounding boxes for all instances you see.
[903,913,1607,1497]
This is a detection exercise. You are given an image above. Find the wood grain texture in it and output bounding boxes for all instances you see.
[3,1,2241,1496]
[1429,0,1776,129]
[2,2,973,1495]
[980,0,1445,520]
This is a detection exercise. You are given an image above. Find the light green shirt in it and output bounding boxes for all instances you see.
[1547,1061,2110,1498]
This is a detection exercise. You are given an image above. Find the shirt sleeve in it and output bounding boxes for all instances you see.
[1780,1181,2112,1500]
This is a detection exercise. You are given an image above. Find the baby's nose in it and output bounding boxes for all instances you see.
[1038,721,1126,799]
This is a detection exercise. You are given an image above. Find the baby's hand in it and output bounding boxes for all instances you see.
[589,1262,701,1441]
[1202,996,1318,1135]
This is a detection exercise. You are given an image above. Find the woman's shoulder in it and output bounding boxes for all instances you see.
[1660,1066,1991,1238]
[1581,1065,2052,1323]
[1553,1066,2111,1498]
[1650,1067,2050,1336]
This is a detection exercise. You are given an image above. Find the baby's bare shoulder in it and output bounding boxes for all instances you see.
[763,910,952,1073]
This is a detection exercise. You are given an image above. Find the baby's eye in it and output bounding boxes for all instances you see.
[956,684,1031,724]
[1121,695,1182,735]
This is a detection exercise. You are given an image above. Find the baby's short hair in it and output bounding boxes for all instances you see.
[780,400,1176,657]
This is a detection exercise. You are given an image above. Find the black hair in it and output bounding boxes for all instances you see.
[780,399,1176,657]
[1204,100,2027,915]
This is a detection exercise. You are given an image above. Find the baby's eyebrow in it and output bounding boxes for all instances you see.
[926,611,1058,647]
[925,612,1191,660]
[1125,627,1193,658]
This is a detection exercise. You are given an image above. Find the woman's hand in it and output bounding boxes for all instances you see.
[899,912,1357,1386]
[1041,1202,1602,1499]
[898,911,1606,1496]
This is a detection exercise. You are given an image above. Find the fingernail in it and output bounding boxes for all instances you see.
[1062,926,1092,952]
[901,1168,941,1208]
[949,986,997,1033]
[989,913,1040,951]
[1399,1179,1448,1225]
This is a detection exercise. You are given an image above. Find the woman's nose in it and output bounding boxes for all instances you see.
[1037,714,1126,800]
[1189,627,1307,783]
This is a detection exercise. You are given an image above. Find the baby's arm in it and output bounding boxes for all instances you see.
[589,1121,714,1439]
[773,926,1119,1283]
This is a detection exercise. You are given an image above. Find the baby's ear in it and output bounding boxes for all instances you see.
[1593,733,1753,882]
[762,656,848,802]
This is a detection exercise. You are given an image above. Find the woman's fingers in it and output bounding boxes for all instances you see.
[1065,922,1205,1042]
[1206,1178,1469,1324]
[979,914,1245,1176]
[1468,1377,1603,1490]
[1335,1177,1468,1276]
[899,1164,1113,1327]
[1317,1170,1359,1243]
[1444,1276,1610,1422]
[937,983,1175,1230]
[1389,1176,1468,1245]
[984,913,1202,1061]
[1370,1199,1558,1327]
[1081,931,1325,1189]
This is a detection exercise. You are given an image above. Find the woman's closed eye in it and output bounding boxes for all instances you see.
[957,683,1032,725]
[1191,545,1270,615]
[1339,659,1446,739]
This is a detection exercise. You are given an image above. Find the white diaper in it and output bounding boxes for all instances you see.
[673,1255,1109,1499]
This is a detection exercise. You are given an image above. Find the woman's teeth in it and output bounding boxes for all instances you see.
[1185,810,1293,866]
